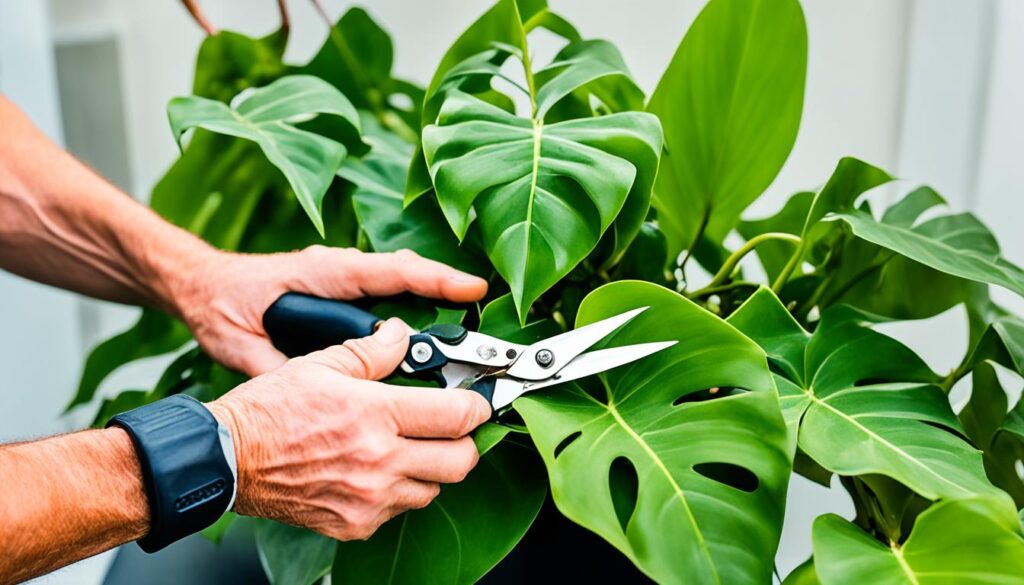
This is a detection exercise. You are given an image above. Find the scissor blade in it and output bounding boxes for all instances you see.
[518,341,676,393]
[506,307,650,381]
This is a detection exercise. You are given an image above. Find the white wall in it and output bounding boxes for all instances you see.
[4,0,1024,581]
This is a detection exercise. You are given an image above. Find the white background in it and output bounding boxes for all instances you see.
[2,0,1024,582]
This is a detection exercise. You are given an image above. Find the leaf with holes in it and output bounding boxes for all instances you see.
[812,497,1024,585]
[648,0,807,256]
[167,75,361,236]
[515,281,791,583]
[728,287,1003,500]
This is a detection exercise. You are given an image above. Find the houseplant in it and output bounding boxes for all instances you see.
[71,0,1024,583]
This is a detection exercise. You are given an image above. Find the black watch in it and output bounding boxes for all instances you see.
[108,394,237,552]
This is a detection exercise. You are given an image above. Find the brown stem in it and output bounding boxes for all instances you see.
[276,0,291,37]
[310,0,331,25]
[180,0,218,35]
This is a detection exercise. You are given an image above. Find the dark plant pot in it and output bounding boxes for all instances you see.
[483,495,652,584]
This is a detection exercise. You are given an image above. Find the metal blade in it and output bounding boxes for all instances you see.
[506,307,650,381]
[518,341,676,393]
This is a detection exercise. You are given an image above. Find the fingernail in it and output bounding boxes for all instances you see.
[449,272,484,284]
[377,318,407,344]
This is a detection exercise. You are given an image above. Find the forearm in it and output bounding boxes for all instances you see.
[0,96,213,314]
[0,428,149,583]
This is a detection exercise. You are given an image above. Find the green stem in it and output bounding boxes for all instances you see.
[678,209,710,290]
[685,280,759,300]
[704,232,800,291]
[772,240,804,293]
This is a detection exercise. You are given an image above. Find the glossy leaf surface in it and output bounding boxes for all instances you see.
[812,497,1024,585]
[648,0,807,254]
[728,288,1000,500]
[168,75,360,235]
[516,281,791,583]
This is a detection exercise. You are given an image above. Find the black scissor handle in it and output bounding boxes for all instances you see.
[263,293,383,358]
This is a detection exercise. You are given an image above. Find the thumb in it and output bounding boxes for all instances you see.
[314,318,410,380]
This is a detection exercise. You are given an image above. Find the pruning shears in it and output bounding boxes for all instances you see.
[263,293,676,413]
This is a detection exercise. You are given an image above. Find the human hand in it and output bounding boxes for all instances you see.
[206,318,491,540]
[166,246,487,376]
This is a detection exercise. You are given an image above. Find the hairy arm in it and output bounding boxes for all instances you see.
[0,95,209,313]
[0,428,149,582]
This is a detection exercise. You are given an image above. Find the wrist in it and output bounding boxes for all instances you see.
[138,228,221,318]
[207,399,254,515]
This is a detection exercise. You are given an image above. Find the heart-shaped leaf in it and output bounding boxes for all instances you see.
[728,287,1002,500]
[812,497,1024,584]
[422,91,661,319]
[648,0,807,256]
[167,75,361,236]
[515,281,791,583]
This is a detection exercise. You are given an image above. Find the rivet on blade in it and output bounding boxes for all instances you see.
[411,342,433,363]
[535,349,554,368]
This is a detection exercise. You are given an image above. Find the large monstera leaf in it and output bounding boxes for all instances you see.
[648,0,807,257]
[515,281,791,584]
[728,288,1002,500]
[812,497,1024,585]
[422,93,660,318]
[168,75,361,236]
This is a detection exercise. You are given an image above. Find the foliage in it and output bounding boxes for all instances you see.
[74,0,1024,583]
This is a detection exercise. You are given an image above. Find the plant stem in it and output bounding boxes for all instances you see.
[771,239,804,294]
[276,0,290,39]
[685,280,758,300]
[180,0,218,35]
[702,232,800,291]
[678,209,710,290]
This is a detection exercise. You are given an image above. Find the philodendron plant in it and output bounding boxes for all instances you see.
[72,0,1024,583]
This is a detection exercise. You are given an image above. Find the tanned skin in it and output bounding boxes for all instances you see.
[0,96,492,583]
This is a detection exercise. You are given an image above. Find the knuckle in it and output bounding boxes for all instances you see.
[340,338,380,379]
[415,484,441,509]
[393,249,421,263]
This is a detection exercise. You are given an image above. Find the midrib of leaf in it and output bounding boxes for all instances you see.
[524,117,544,273]
[808,392,971,497]
[892,544,921,585]
[703,1,759,214]
[604,401,720,583]
[241,87,325,119]
[386,514,409,585]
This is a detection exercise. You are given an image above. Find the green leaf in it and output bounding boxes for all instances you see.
[68,310,190,410]
[728,288,1003,500]
[255,520,335,585]
[191,31,286,102]
[341,122,488,276]
[167,75,361,236]
[515,281,791,583]
[812,187,979,319]
[332,439,546,585]
[611,221,670,283]
[830,208,1024,301]
[812,497,1024,585]
[478,293,561,344]
[422,91,661,319]
[648,0,807,255]
[300,7,422,140]
[782,558,821,585]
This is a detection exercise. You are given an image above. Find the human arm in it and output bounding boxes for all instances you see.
[0,96,488,375]
[0,319,490,582]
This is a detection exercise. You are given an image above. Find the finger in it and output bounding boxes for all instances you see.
[388,479,441,512]
[312,317,409,380]
[394,436,480,483]
[314,248,487,303]
[386,387,491,439]
[225,335,288,377]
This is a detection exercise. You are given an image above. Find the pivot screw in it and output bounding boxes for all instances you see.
[506,348,518,359]
[535,349,555,368]
[477,345,497,360]
[411,342,434,363]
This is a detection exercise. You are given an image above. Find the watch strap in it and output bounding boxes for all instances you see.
[108,394,236,552]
